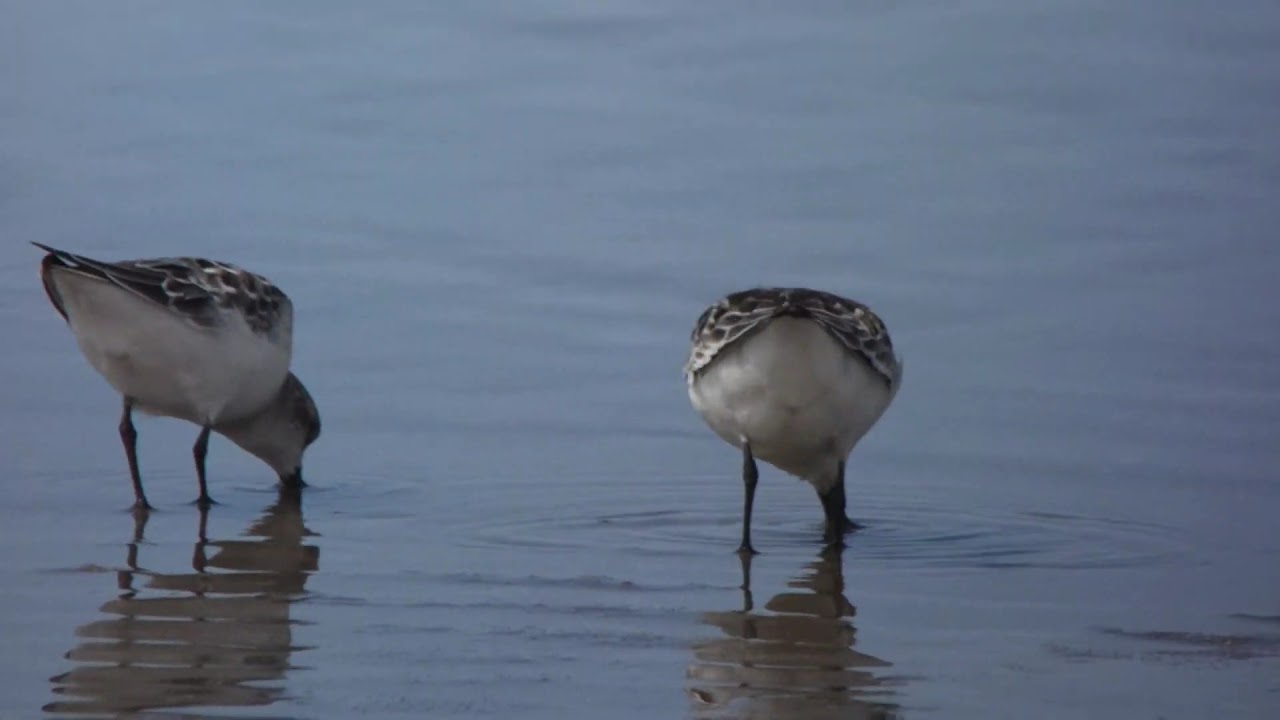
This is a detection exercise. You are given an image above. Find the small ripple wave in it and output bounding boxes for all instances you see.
[461,474,1190,571]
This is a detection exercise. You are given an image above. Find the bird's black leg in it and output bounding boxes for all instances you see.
[739,441,760,555]
[819,460,860,546]
[192,426,216,508]
[118,398,151,512]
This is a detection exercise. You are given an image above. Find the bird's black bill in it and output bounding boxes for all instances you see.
[280,468,306,489]
[819,461,860,546]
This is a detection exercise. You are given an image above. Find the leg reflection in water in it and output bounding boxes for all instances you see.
[688,548,902,720]
[45,488,319,716]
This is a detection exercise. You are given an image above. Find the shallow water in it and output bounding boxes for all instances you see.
[3,1,1279,718]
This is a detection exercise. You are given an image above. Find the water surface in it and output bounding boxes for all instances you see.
[2,1,1278,718]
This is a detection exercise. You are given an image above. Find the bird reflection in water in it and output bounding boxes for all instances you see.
[688,548,901,720]
[45,489,319,716]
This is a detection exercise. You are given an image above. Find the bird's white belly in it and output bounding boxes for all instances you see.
[56,275,291,425]
[688,317,893,489]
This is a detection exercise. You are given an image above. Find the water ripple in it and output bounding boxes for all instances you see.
[462,474,1190,571]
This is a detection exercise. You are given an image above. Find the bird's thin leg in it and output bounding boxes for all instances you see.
[819,460,859,546]
[192,426,216,508]
[118,398,150,511]
[739,441,760,555]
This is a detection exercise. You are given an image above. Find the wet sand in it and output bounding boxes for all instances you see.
[3,1,1279,718]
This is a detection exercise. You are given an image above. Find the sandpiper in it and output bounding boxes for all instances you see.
[33,242,321,510]
[685,287,902,553]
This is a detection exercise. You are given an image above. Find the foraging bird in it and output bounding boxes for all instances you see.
[33,242,321,510]
[684,287,902,553]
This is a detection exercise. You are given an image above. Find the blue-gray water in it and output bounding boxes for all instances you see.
[3,2,1279,718]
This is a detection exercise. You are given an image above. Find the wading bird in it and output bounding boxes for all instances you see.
[685,287,902,553]
[34,243,321,510]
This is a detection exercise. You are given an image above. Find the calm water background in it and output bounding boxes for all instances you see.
[3,1,1279,718]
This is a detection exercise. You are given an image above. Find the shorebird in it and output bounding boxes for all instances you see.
[33,242,321,510]
[684,287,902,553]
